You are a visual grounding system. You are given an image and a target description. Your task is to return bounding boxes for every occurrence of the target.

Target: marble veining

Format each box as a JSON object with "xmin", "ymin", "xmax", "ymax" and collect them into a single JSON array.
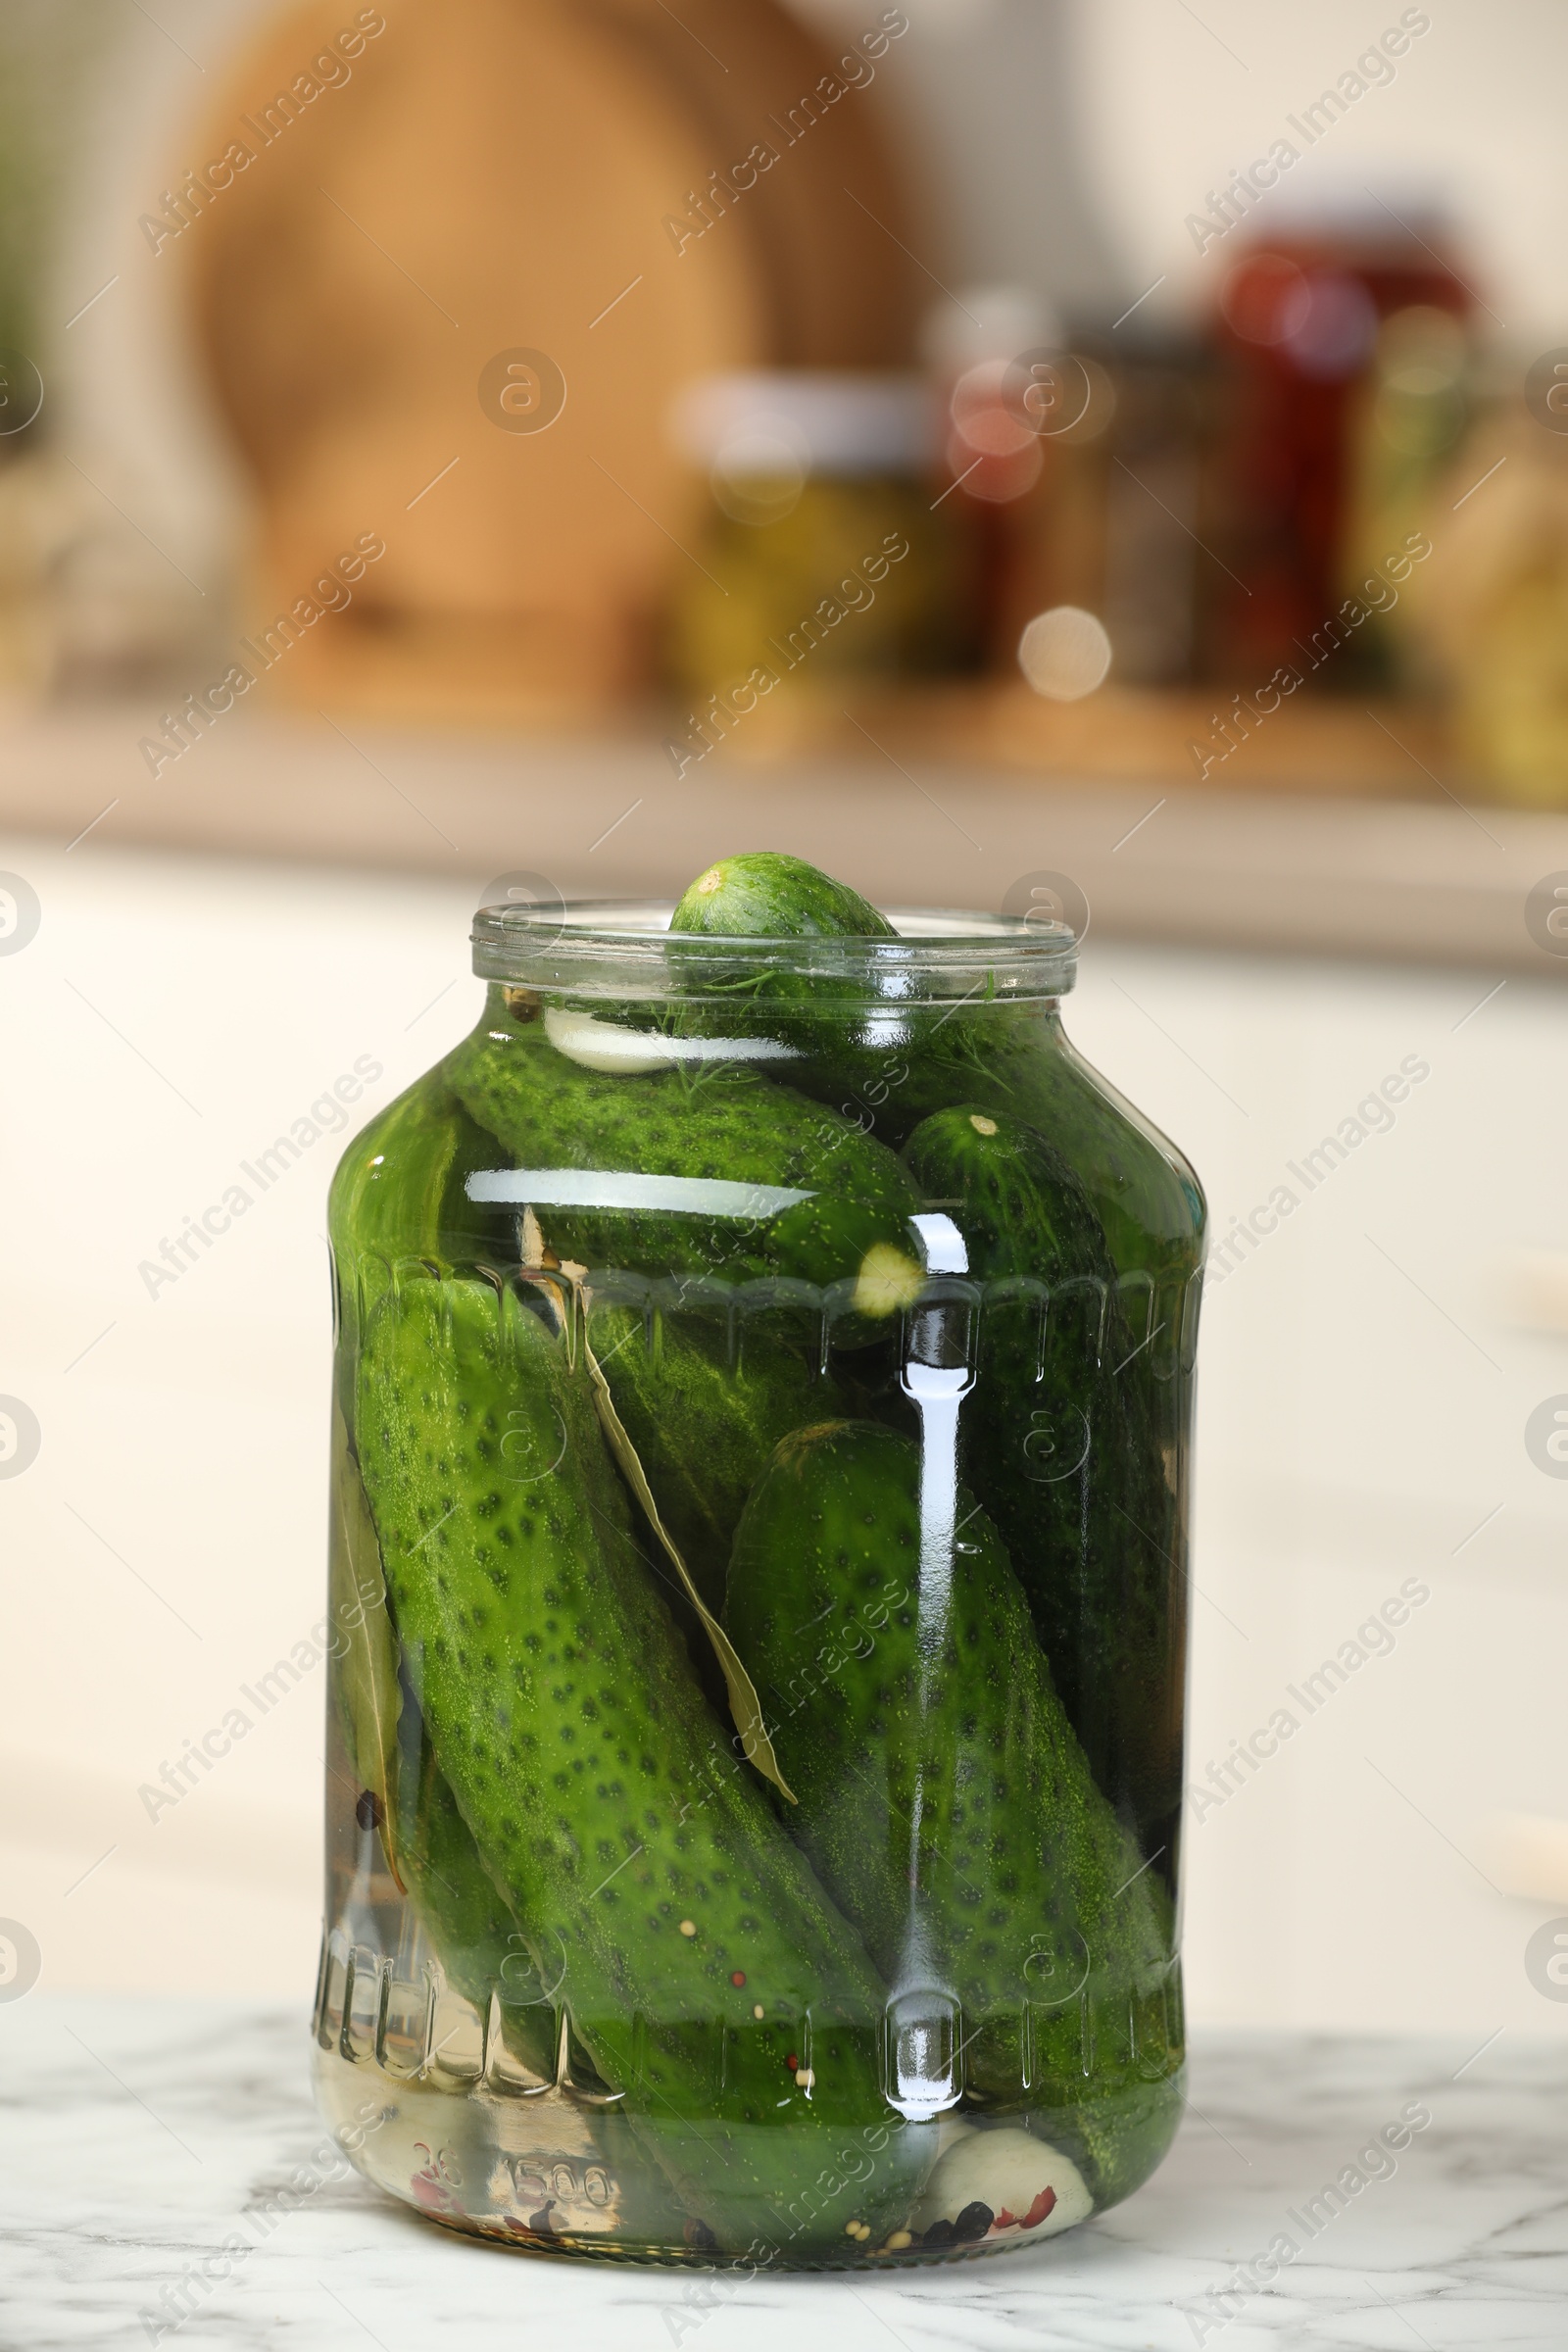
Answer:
[{"xmin": 2, "ymin": 2001, "xmax": 1565, "ymax": 2350}]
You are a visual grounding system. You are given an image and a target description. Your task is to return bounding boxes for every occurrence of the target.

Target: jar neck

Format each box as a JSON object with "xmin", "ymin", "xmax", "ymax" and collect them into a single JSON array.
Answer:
[
  {"xmin": 472, "ymin": 986, "xmax": 1067, "ymax": 1097},
  {"xmin": 470, "ymin": 903, "xmax": 1077, "ymax": 1007}
]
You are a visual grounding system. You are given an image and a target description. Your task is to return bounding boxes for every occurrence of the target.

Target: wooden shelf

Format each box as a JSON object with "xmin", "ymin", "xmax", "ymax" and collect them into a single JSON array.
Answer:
[
  {"xmin": 0, "ymin": 692, "xmax": 1564, "ymax": 979},
  {"xmin": 704, "ymin": 682, "xmax": 1456, "ymax": 798}
]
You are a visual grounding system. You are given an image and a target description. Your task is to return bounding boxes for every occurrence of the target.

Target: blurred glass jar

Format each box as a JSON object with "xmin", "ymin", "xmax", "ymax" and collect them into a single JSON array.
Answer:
[
  {"xmin": 1338, "ymin": 304, "xmax": 1471, "ymax": 691},
  {"xmin": 665, "ymin": 372, "xmax": 976, "ymax": 705},
  {"xmin": 1406, "ymin": 406, "xmax": 1568, "ymax": 805},
  {"xmin": 1206, "ymin": 210, "xmax": 1471, "ymax": 687}
]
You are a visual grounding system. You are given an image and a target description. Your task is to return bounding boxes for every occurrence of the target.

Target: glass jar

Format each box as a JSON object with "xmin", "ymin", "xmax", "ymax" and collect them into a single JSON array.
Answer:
[
  {"xmin": 314, "ymin": 900, "xmax": 1205, "ymax": 2267},
  {"xmin": 664, "ymin": 371, "xmax": 977, "ymax": 710}
]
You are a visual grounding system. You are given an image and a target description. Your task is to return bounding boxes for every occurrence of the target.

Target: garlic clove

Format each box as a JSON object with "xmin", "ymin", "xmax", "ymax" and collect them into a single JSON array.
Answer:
[{"xmin": 908, "ymin": 2126, "xmax": 1093, "ymax": 2242}]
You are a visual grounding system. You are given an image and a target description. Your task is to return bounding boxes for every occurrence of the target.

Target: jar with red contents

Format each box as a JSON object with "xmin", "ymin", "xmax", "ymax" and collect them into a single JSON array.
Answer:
[{"xmin": 1205, "ymin": 203, "xmax": 1471, "ymax": 685}]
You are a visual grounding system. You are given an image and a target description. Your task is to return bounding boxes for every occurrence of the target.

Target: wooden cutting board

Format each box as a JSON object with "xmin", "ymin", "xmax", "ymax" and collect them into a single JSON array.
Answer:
[
  {"xmin": 181, "ymin": 0, "xmax": 922, "ymax": 721},
  {"xmin": 584, "ymin": 0, "xmax": 924, "ymax": 368}
]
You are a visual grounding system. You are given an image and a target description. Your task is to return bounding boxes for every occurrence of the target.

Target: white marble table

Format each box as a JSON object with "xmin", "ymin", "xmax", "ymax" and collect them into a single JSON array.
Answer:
[{"xmin": 4, "ymin": 2001, "xmax": 1563, "ymax": 2350}]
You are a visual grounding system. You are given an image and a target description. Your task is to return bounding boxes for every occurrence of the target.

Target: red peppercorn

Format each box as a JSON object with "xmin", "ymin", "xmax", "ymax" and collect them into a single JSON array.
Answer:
[
  {"xmin": 731, "ymin": 1971, "xmax": 747, "ymax": 1987},
  {"xmin": 786, "ymin": 2053, "xmax": 799, "ymax": 2071}
]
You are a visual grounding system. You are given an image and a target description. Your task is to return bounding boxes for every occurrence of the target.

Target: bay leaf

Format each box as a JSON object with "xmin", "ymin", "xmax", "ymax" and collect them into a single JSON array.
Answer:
[
  {"xmin": 525, "ymin": 1242, "xmax": 797, "ymax": 1805},
  {"xmin": 583, "ymin": 1335, "xmax": 798, "ymax": 1806}
]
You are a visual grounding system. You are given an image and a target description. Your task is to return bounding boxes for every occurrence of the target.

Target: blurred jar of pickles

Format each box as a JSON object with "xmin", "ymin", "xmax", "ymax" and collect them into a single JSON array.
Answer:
[
  {"xmin": 665, "ymin": 372, "xmax": 976, "ymax": 712},
  {"xmin": 1339, "ymin": 302, "xmax": 1472, "ymax": 690},
  {"xmin": 1406, "ymin": 398, "xmax": 1568, "ymax": 805}
]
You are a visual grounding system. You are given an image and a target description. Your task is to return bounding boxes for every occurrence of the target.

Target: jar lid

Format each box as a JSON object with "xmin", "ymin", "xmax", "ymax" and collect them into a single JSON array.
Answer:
[
  {"xmin": 669, "ymin": 371, "xmax": 937, "ymax": 478},
  {"xmin": 471, "ymin": 900, "xmax": 1076, "ymax": 1004}
]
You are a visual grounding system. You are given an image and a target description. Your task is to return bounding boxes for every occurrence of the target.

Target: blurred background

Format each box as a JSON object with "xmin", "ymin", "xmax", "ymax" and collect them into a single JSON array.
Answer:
[{"xmin": 1, "ymin": 0, "xmax": 1566, "ymax": 2037}]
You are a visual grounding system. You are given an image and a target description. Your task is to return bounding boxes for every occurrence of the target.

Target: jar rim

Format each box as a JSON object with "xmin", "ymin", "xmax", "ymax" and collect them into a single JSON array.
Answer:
[{"xmin": 471, "ymin": 899, "xmax": 1075, "ymax": 1003}]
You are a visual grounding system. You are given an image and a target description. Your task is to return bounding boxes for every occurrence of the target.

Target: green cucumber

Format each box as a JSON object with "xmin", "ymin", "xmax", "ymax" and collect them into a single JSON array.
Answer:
[
  {"xmin": 328, "ymin": 1074, "xmax": 513, "ymax": 1273},
  {"xmin": 445, "ymin": 1009, "xmax": 925, "ymax": 1342},
  {"xmin": 356, "ymin": 1271, "xmax": 930, "ymax": 2251},
  {"xmin": 327, "ymin": 1079, "xmax": 567, "ymax": 2075},
  {"xmin": 329, "ymin": 1399, "xmax": 558, "ymax": 2080},
  {"xmin": 724, "ymin": 1420, "xmax": 1181, "ymax": 2194},
  {"xmin": 327, "ymin": 1074, "xmax": 515, "ymax": 1417},
  {"xmin": 587, "ymin": 1301, "xmax": 846, "ymax": 1618},
  {"xmin": 390, "ymin": 1682, "xmax": 560, "ymax": 2082},
  {"xmin": 905, "ymin": 1102, "xmax": 1115, "ymax": 1283},
  {"xmin": 328, "ymin": 1405, "xmax": 406, "ymax": 1861},
  {"xmin": 955, "ymin": 1019, "xmax": 1208, "ymax": 1286},
  {"xmin": 665, "ymin": 850, "xmax": 1034, "ymax": 1154},
  {"xmin": 901, "ymin": 1106, "xmax": 1183, "ymax": 1840},
  {"xmin": 667, "ymin": 850, "xmax": 901, "ymax": 1059},
  {"xmin": 671, "ymin": 853, "xmax": 894, "ymax": 939}
]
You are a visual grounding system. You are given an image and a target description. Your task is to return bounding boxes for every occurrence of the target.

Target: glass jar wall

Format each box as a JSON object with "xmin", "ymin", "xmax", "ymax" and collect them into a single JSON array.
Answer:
[{"xmin": 313, "ymin": 903, "xmax": 1205, "ymax": 2266}]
